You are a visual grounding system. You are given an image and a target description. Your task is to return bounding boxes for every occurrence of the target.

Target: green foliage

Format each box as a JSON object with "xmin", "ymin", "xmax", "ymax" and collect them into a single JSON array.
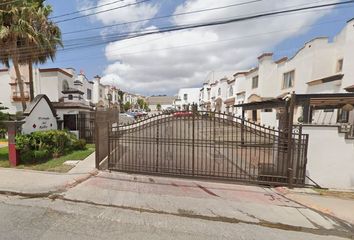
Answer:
[
  {"xmin": 137, "ymin": 98, "xmax": 149, "ymax": 110},
  {"xmin": 72, "ymin": 139, "xmax": 86, "ymax": 151},
  {"xmin": 156, "ymin": 103, "xmax": 162, "ymax": 111},
  {"xmin": 15, "ymin": 130, "xmax": 87, "ymax": 163},
  {"xmin": 123, "ymin": 102, "xmax": 131, "ymax": 112}
]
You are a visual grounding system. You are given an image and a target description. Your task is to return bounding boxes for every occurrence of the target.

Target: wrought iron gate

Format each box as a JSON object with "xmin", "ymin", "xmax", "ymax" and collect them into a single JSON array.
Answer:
[{"xmin": 108, "ymin": 111, "xmax": 308, "ymax": 186}]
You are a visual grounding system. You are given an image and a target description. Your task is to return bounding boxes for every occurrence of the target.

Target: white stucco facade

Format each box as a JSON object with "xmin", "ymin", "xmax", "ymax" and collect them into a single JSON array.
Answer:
[{"xmin": 174, "ymin": 88, "xmax": 200, "ymax": 110}]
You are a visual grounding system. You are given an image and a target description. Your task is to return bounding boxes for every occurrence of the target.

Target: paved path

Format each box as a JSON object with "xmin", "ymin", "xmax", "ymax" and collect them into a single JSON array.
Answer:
[
  {"xmin": 0, "ymin": 152, "xmax": 96, "ymax": 195},
  {"xmin": 62, "ymin": 171, "xmax": 354, "ymax": 238}
]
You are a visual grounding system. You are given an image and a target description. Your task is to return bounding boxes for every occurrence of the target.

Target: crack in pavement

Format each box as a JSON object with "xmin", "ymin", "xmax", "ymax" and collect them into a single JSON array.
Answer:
[
  {"xmin": 51, "ymin": 195, "xmax": 354, "ymax": 239},
  {"xmin": 270, "ymin": 188, "xmax": 354, "ymax": 232}
]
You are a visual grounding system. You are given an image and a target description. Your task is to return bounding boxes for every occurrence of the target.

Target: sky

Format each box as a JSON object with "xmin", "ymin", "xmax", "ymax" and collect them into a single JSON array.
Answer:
[{"xmin": 39, "ymin": 0, "xmax": 354, "ymax": 96}]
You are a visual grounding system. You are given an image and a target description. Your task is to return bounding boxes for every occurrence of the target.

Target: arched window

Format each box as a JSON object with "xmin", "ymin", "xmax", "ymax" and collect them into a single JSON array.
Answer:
[
  {"xmin": 62, "ymin": 80, "xmax": 69, "ymax": 91},
  {"xmin": 218, "ymin": 88, "xmax": 221, "ymax": 96}
]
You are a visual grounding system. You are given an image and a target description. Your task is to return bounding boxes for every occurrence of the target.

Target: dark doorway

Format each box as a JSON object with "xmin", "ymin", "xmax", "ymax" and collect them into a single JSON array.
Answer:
[{"xmin": 64, "ymin": 114, "xmax": 78, "ymax": 131}]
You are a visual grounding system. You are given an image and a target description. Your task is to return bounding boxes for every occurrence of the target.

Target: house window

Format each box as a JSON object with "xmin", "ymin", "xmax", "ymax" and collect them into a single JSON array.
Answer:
[
  {"xmin": 337, "ymin": 59, "xmax": 343, "ymax": 72},
  {"xmin": 218, "ymin": 88, "xmax": 221, "ymax": 96},
  {"xmin": 229, "ymin": 86, "xmax": 233, "ymax": 97},
  {"xmin": 207, "ymin": 91, "xmax": 210, "ymax": 100},
  {"xmin": 62, "ymin": 80, "xmax": 69, "ymax": 91},
  {"xmin": 87, "ymin": 89, "xmax": 92, "ymax": 100},
  {"xmin": 68, "ymin": 94, "xmax": 73, "ymax": 100},
  {"xmin": 99, "ymin": 89, "xmax": 103, "ymax": 98},
  {"xmin": 283, "ymin": 70, "xmax": 295, "ymax": 89},
  {"xmin": 183, "ymin": 94, "xmax": 188, "ymax": 101},
  {"xmin": 252, "ymin": 76, "xmax": 259, "ymax": 89}
]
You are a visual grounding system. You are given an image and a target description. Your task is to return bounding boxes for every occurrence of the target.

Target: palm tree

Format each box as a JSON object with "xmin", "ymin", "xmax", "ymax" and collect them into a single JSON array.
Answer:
[{"xmin": 0, "ymin": 0, "xmax": 62, "ymax": 111}]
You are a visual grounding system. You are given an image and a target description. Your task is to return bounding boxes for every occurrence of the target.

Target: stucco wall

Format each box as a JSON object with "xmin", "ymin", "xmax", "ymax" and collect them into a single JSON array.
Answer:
[{"xmin": 302, "ymin": 126, "xmax": 354, "ymax": 190}]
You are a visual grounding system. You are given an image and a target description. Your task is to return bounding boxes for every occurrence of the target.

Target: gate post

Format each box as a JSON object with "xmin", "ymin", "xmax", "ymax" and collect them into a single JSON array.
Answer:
[
  {"xmin": 287, "ymin": 92, "xmax": 296, "ymax": 188},
  {"xmin": 192, "ymin": 104, "xmax": 197, "ymax": 175},
  {"xmin": 95, "ymin": 108, "xmax": 119, "ymax": 169}
]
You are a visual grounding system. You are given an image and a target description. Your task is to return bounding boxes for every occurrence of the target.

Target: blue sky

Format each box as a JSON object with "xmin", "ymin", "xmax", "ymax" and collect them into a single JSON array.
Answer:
[{"xmin": 39, "ymin": 0, "xmax": 354, "ymax": 95}]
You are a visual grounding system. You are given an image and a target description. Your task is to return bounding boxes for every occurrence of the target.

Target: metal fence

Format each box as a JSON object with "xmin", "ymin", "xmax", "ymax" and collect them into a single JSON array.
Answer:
[
  {"xmin": 107, "ymin": 110, "xmax": 308, "ymax": 186},
  {"xmin": 78, "ymin": 112, "xmax": 95, "ymax": 144}
]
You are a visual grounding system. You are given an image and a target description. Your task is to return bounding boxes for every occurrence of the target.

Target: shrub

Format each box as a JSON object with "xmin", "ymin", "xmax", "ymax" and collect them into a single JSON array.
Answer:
[
  {"xmin": 72, "ymin": 139, "xmax": 86, "ymax": 151},
  {"xmin": 33, "ymin": 150, "xmax": 50, "ymax": 162},
  {"xmin": 15, "ymin": 130, "xmax": 86, "ymax": 164},
  {"xmin": 20, "ymin": 150, "xmax": 34, "ymax": 164}
]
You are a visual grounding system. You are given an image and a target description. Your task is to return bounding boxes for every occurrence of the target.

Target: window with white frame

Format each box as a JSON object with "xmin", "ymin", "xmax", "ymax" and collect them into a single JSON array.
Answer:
[
  {"xmin": 218, "ymin": 88, "xmax": 221, "ymax": 96},
  {"xmin": 207, "ymin": 91, "xmax": 210, "ymax": 100},
  {"xmin": 283, "ymin": 70, "xmax": 295, "ymax": 89},
  {"xmin": 252, "ymin": 76, "xmax": 259, "ymax": 89},
  {"xmin": 183, "ymin": 93, "xmax": 188, "ymax": 101},
  {"xmin": 229, "ymin": 86, "xmax": 233, "ymax": 97}
]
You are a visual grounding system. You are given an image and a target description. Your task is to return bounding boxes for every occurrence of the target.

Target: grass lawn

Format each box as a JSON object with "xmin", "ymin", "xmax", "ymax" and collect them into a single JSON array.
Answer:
[{"xmin": 0, "ymin": 144, "xmax": 95, "ymax": 172}]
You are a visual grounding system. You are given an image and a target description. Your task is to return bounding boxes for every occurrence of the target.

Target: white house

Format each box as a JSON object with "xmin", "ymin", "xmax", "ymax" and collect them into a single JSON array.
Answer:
[
  {"xmin": 174, "ymin": 88, "xmax": 200, "ymax": 110},
  {"xmin": 195, "ymin": 18, "xmax": 354, "ymax": 189}
]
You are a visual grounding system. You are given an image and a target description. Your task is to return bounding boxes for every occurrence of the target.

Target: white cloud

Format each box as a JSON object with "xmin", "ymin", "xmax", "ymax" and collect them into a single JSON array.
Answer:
[
  {"xmin": 77, "ymin": 0, "xmax": 160, "ymax": 31},
  {"xmin": 99, "ymin": 0, "xmax": 338, "ymax": 95}
]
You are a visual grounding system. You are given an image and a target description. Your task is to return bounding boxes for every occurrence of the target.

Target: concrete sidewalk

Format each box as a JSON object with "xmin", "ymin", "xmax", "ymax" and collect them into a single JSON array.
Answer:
[
  {"xmin": 275, "ymin": 187, "xmax": 354, "ymax": 225},
  {"xmin": 0, "ymin": 152, "xmax": 97, "ymax": 195},
  {"xmin": 62, "ymin": 171, "xmax": 354, "ymax": 237}
]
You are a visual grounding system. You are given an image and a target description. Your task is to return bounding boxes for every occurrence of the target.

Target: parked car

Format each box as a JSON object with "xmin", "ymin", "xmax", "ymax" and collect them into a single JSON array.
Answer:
[
  {"xmin": 173, "ymin": 111, "xmax": 193, "ymax": 117},
  {"xmin": 163, "ymin": 107, "xmax": 177, "ymax": 115},
  {"xmin": 128, "ymin": 109, "xmax": 148, "ymax": 119}
]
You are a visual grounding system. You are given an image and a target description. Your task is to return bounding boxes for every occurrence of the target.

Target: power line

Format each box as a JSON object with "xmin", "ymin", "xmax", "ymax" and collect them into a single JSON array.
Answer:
[
  {"xmin": 55, "ymin": 0, "xmax": 152, "ymax": 24},
  {"xmin": 60, "ymin": 0, "xmax": 341, "ymax": 46},
  {"xmin": 59, "ymin": 1, "xmax": 354, "ymax": 51},
  {"xmin": 52, "ymin": 16, "xmax": 349, "ymax": 64},
  {"xmin": 62, "ymin": 0, "xmax": 262, "ymax": 35},
  {"xmin": 50, "ymin": 0, "xmax": 125, "ymax": 19},
  {"xmin": 5, "ymin": 0, "xmax": 354, "ymax": 57}
]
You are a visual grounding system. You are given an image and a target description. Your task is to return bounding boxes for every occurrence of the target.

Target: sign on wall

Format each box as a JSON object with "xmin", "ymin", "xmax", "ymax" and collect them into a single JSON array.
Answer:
[{"xmin": 22, "ymin": 94, "xmax": 58, "ymax": 134}]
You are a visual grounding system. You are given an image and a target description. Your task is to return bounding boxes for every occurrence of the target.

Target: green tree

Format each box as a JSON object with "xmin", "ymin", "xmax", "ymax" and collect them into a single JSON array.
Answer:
[
  {"xmin": 137, "ymin": 98, "xmax": 145, "ymax": 109},
  {"xmin": 156, "ymin": 103, "xmax": 161, "ymax": 111},
  {"xmin": 123, "ymin": 102, "xmax": 131, "ymax": 112},
  {"xmin": 0, "ymin": 0, "xmax": 62, "ymax": 110}
]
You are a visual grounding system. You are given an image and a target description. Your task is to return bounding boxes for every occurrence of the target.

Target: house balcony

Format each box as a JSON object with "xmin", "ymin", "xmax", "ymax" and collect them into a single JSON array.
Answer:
[{"xmin": 12, "ymin": 91, "xmax": 30, "ymax": 102}]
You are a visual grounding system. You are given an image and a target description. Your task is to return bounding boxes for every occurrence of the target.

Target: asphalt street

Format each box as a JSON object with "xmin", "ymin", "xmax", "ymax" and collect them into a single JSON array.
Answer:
[{"xmin": 0, "ymin": 195, "xmax": 351, "ymax": 240}]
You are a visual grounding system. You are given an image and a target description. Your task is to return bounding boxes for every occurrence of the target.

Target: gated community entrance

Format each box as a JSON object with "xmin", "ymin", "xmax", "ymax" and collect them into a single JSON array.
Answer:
[{"xmin": 95, "ymin": 97, "xmax": 309, "ymax": 187}]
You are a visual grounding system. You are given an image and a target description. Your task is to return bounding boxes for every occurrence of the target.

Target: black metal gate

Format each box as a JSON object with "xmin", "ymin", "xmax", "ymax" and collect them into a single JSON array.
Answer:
[
  {"xmin": 108, "ymin": 111, "xmax": 308, "ymax": 186},
  {"xmin": 78, "ymin": 112, "xmax": 95, "ymax": 144}
]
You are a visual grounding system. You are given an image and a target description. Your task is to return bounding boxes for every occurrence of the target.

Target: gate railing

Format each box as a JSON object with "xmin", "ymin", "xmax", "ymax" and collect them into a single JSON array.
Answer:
[{"xmin": 108, "ymin": 110, "xmax": 308, "ymax": 186}]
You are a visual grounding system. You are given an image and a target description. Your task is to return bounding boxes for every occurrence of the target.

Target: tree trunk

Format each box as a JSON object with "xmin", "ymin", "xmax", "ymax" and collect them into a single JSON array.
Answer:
[
  {"xmin": 28, "ymin": 59, "xmax": 34, "ymax": 101},
  {"xmin": 12, "ymin": 57, "xmax": 27, "ymax": 112}
]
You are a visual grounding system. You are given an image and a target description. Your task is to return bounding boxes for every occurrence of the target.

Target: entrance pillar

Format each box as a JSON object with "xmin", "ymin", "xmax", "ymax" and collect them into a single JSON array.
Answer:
[{"xmin": 3, "ymin": 121, "xmax": 24, "ymax": 167}]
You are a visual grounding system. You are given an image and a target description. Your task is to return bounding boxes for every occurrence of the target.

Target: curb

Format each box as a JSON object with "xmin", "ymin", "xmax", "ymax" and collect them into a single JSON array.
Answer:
[{"xmin": 0, "ymin": 169, "xmax": 98, "ymax": 198}]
